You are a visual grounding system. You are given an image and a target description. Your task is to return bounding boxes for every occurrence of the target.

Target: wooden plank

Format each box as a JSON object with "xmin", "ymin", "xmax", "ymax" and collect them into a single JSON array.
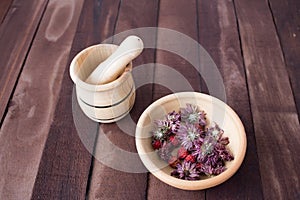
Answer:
[
  {"xmin": 0, "ymin": 0, "xmax": 13, "ymax": 23},
  {"xmin": 87, "ymin": 0, "xmax": 159, "ymax": 199},
  {"xmin": 153, "ymin": 0, "xmax": 201, "ymax": 101},
  {"xmin": 268, "ymin": 0, "xmax": 300, "ymax": 119},
  {"xmin": 29, "ymin": 0, "xmax": 120, "ymax": 199},
  {"xmin": 147, "ymin": 0, "xmax": 204, "ymax": 199},
  {"xmin": 197, "ymin": 0, "xmax": 264, "ymax": 198},
  {"xmin": 0, "ymin": 0, "xmax": 48, "ymax": 123},
  {"xmin": 0, "ymin": 0, "xmax": 84, "ymax": 199},
  {"xmin": 234, "ymin": 0, "xmax": 300, "ymax": 199}
]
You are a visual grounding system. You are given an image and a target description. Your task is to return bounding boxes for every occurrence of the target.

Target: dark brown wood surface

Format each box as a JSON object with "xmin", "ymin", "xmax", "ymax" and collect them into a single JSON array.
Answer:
[
  {"xmin": 198, "ymin": 0, "xmax": 263, "ymax": 198},
  {"xmin": 268, "ymin": 0, "xmax": 300, "ymax": 119},
  {"xmin": 0, "ymin": 0, "xmax": 13, "ymax": 24},
  {"xmin": 0, "ymin": 0, "xmax": 299, "ymax": 199},
  {"xmin": 0, "ymin": 0, "xmax": 48, "ymax": 123},
  {"xmin": 148, "ymin": 0, "xmax": 204, "ymax": 199},
  {"xmin": 88, "ymin": 1, "xmax": 159, "ymax": 199},
  {"xmin": 234, "ymin": 0, "xmax": 300, "ymax": 199},
  {"xmin": 0, "ymin": 0, "xmax": 83, "ymax": 199},
  {"xmin": 29, "ymin": 0, "xmax": 100, "ymax": 199},
  {"xmin": 80, "ymin": 0, "xmax": 122, "ymax": 197}
]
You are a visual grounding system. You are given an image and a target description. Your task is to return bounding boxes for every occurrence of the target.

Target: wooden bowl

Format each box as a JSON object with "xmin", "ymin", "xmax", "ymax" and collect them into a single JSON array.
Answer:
[
  {"xmin": 69, "ymin": 44, "xmax": 135, "ymax": 123},
  {"xmin": 135, "ymin": 92, "xmax": 247, "ymax": 190}
]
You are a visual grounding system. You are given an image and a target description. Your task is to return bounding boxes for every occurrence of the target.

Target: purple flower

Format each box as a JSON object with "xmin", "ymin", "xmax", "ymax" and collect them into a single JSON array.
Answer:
[
  {"xmin": 151, "ymin": 104, "xmax": 235, "ymax": 180},
  {"xmin": 158, "ymin": 141, "xmax": 173, "ymax": 161},
  {"xmin": 207, "ymin": 122, "xmax": 223, "ymax": 140},
  {"xmin": 171, "ymin": 161, "xmax": 199, "ymax": 180},
  {"xmin": 177, "ymin": 123, "xmax": 201, "ymax": 150},
  {"xmin": 198, "ymin": 110, "xmax": 207, "ymax": 126},
  {"xmin": 202, "ymin": 136, "xmax": 217, "ymax": 156},
  {"xmin": 152, "ymin": 129, "xmax": 165, "ymax": 140},
  {"xmin": 167, "ymin": 110, "xmax": 181, "ymax": 122},
  {"xmin": 152, "ymin": 119, "xmax": 171, "ymax": 141},
  {"xmin": 155, "ymin": 119, "xmax": 170, "ymax": 134},
  {"xmin": 167, "ymin": 111, "xmax": 181, "ymax": 133},
  {"xmin": 198, "ymin": 164, "xmax": 226, "ymax": 176},
  {"xmin": 192, "ymin": 137, "xmax": 234, "ymax": 175},
  {"xmin": 180, "ymin": 104, "xmax": 206, "ymax": 126},
  {"xmin": 192, "ymin": 135, "xmax": 216, "ymax": 162},
  {"xmin": 190, "ymin": 122, "xmax": 234, "ymax": 176},
  {"xmin": 214, "ymin": 143, "xmax": 234, "ymax": 162}
]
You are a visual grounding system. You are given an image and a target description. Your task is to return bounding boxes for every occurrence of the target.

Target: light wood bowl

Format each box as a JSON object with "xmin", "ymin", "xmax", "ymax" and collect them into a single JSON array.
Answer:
[
  {"xmin": 70, "ymin": 44, "xmax": 135, "ymax": 123},
  {"xmin": 135, "ymin": 92, "xmax": 247, "ymax": 190}
]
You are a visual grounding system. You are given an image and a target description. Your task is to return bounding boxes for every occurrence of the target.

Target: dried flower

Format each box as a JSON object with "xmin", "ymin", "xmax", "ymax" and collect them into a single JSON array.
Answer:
[
  {"xmin": 189, "ymin": 121, "xmax": 234, "ymax": 176},
  {"xmin": 167, "ymin": 110, "xmax": 181, "ymax": 122},
  {"xmin": 201, "ymin": 136, "xmax": 218, "ymax": 158},
  {"xmin": 180, "ymin": 104, "xmax": 206, "ymax": 126},
  {"xmin": 177, "ymin": 123, "xmax": 201, "ymax": 150},
  {"xmin": 151, "ymin": 104, "xmax": 234, "ymax": 180},
  {"xmin": 207, "ymin": 122, "xmax": 223, "ymax": 140},
  {"xmin": 152, "ymin": 129, "xmax": 165, "ymax": 141},
  {"xmin": 158, "ymin": 141, "xmax": 173, "ymax": 162},
  {"xmin": 167, "ymin": 111, "xmax": 181, "ymax": 133},
  {"xmin": 171, "ymin": 161, "xmax": 199, "ymax": 180},
  {"xmin": 198, "ymin": 164, "xmax": 226, "ymax": 176},
  {"xmin": 155, "ymin": 119, "xmax": 170, "ymax": 135}
]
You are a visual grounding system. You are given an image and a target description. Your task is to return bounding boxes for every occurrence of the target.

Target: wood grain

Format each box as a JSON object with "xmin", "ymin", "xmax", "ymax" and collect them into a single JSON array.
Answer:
[
  {"xmin": 153, "ymin": 0, "xmax": 201, "ymax": 101},
  {"xmin": 87, "ymin": 0, "xmax": 159, "ymax": 199},
  {"xmin": 268, "ymin": 0, "xmax": 300, "ymax": 120},
  {"xmin": 0, "ymin": 0, "xmax": 298, "ymax": 199},
  {"xmin": 197, "ymin": 0, "xmax": 264, "ymax": 199},
  {"xmin": 147, "ymin": 0, "xmax": 204, "ymax": 199},
  {"xmin": 0, "ymin": 0, "xmax": 48, "ymax": 123},
  {"xmin": 76, "ymin": 1, "xmax": 122, "ymax": 199},
  {"xmin": 234, "ymin": 0, "xmax": 300, "ymax": 199},
  {"xmin": 0, "ymin": 0, "xmax": 13, "ymax": 24},
  {"xmin": 29, "ymin": 0, "xmax": 119, "ymax": 199},
  {"xmin": 0, "ymin": 0, "xmax": 84, "ymax": 199}
]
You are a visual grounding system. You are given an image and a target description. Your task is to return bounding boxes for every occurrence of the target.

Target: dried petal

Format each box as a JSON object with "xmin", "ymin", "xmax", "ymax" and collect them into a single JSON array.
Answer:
[
  {"xmin": 172, "ymin": 161, "xmax": 200, "ymax": 180},
  {"xmin": 177, "ymin": 123, "xmax": 202, "ymax": 150}
]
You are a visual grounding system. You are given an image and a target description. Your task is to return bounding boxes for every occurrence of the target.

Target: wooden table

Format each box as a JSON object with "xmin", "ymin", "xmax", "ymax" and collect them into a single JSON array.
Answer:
[{"xmin": 0, "ymin": 0, "xmax": 299, "ymax": 199}]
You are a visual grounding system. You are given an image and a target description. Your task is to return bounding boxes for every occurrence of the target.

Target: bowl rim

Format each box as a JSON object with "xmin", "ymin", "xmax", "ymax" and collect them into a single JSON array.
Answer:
[{"xmin": 135, "ymin": 92, "xmax": 247, "ymax": 190}]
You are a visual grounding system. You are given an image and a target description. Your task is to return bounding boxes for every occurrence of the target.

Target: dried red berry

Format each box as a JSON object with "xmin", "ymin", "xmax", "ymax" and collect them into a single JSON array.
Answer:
[
  {"xmin": 152, "ymin": 140, "xmax": 162, "ymax": 150},
  {"xmin": 168, "ymin": 156, "xmax": 179, "ymax": 168},
  {"xmin": 169, "ymin": 135, "xmax": 179, "ymax": 146},
  {"xmin": 177, "ymin": 147, "xmax": 188, "ymax": 159},
  {"xmin": 195, "ymin": 162, "xmax": 202, "ymax": 169},
  {"xmin": 185, "ymin": 154, "xmax": 196, "ymax": 163}
]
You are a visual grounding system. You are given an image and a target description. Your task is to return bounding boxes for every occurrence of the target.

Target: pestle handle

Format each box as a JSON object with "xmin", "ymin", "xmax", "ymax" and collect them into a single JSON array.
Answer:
[{"xmin": 85, "ymin": 35, "xmax": 144, "ymax": 85}]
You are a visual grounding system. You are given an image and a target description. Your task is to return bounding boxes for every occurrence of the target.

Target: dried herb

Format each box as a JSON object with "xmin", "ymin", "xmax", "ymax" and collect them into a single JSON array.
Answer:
[{"xmin": 151, "ymin": 104, "xmax": 234, "ymax": 180}]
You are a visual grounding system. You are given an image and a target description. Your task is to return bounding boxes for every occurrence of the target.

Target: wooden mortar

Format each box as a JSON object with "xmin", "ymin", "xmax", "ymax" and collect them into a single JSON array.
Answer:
[{"xmin": 69, "ymin": 44, "xmax": 135, "ymax": 123}]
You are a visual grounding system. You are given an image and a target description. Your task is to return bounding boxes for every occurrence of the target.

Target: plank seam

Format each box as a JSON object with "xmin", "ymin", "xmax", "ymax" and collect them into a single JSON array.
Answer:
[
  {"xmin": 0, "ymin": 0, "xmax": 50, "ymax": 127},
  {"xmin": 146, "ymin": 1, "xmax": 160, "ymax": 199},
  {"xmin": 85, "ymin": 124, "xmax": 100, "ymax": 199},
  {"xmin": 195, "ymin": 0, "xmax": 207, "ymax": 199},
  {"xmin": 112, "ymin": 0, "xmax": 122, "ymax": 42},
  {"xmin": 87, "ymin": 2, "xmax": 104, "ymax": 193},
  {"xmin": 267, "ymin": 0, "xmax": 300, "ymax": 123},
  {"xmin": 231, "ymin": 0, "xmax": 265, "ymax": 197},
  {"xmin": 195, "ymin": 0, "xmax": 201, "ymax": 90},
  {"xmin": 85, "ymin": 0, "xmax": 122, "ymax": 197},
  {"xmin": 0, "ymin": 0, "xmax": 14, "ymax": 24},
  {"xmin": 150, "ymin": 0, "xmax": 160, "ymax": 103}
]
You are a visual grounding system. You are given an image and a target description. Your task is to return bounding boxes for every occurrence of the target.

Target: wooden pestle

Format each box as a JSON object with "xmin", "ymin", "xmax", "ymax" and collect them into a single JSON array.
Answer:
[{"xmin": 85, "ymin": 35, "xmax": 144, "ymax": 85}]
